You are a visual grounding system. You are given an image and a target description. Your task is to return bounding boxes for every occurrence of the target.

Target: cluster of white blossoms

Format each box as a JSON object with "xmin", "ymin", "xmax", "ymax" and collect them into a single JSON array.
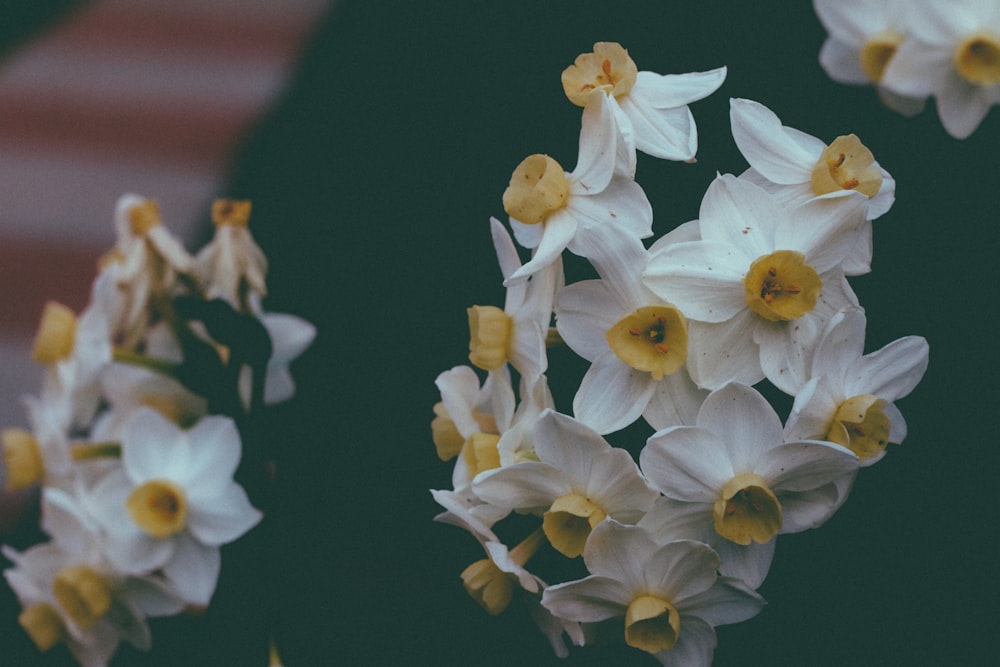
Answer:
[
  {"xmin": 1, "ymin": 196, "xmax": 315, "ymax": 666},
  {"xmin": 431, "ymin": 42, "xmax": 928, "ymax": 665},
  {"xmin": 814, "ymin": 0, "xmax": 1000, "ymax": 138}
]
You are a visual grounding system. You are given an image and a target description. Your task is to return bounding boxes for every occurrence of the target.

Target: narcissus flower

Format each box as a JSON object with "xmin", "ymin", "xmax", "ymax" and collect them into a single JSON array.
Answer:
[
  {"xmin": 813, "ymin": 0, "xmax": 926, "ymax": 116},
  {"xmin": 194, "ymin": 199, "xmax": 268, "ymax": 313},
  {"xmin": 472, "ymin": 410, "xmax": 658, "ymax": 558},
  {"xmin": 87, "ymin": 409, "xmax": 261, "ymax": 606},
  {"xmin": 783, "ymin": 307, "xmax": 929, "ymax": 466},
  {"xmin": 730, "ymin": 97, "xmax": 894, "ymax": 276},
  {"xmin": 640, "ymin": 383, "xmax": 860, "ymax": 567},
  {"xmin": 880, "ymin": 0, "xmax": 1000, "ymax": 138},
  {"xmin": 554, "ymin": 226, "xmax": 705, "ymax": 434},
  {"xmin": 503, "ymin": 92, "xmax": 652, "ymax": 284},
  {"xmin": 542, "ymin": 521, "xmax": 764, "ymax": 666},
  {"xmin": 562, "ymin": 41, "xmax": 727, "ymax": 166},
  {"xmin": 643, "ymin": 174, "xmax": 866, "ymax": 391}
]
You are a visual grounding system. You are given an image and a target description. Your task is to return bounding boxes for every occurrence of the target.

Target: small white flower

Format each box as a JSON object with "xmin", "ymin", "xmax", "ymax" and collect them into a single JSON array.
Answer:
[
  {"xmin": 542, "ymin": 521, "xmax": 764, "ymax": 666},
  {"xmin": 643, "ymin": 174, "xmax": 866, "ymax": 391},
  {"xmin": 88, "ymin": 409, "xmax": 261, "ymax": 606},
  {"xmin": 813, "ymin": 0, "xmax": 927, "ymax": 116},
  {"xmin": 194, "ymin": 199, "xmax": 268, "ymax": 313},
  {"xmin": 881, "ymin": 0, "xmax": 1000, "ymax": 138},
  {"xmin": 784, "ymin": 307, "xmax": 929, "ymax": 466},
  {"xmin": 503, "ymin": 91, "xmax": 652, "ymax": 284},
  {"xmin": 640, "ymin": 383, "xmax": 860, "ymax": 577},
  {"xmin": 472, "ymin": 409, "xmax": 658, "ymax": 558},
  {"xmin": 561, "ymin": 42, "xmax": 726, "ymax": 166}
]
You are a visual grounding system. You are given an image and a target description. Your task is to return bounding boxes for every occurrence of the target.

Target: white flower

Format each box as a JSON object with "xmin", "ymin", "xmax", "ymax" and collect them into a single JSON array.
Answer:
[
  {"xmin": 542, "ymin": 521, "xmax": 764, "ymax": 666},
  {"xmin": 881, "ymin": 0, "xmax": 1000, "ymax": 138},
  {"xmin": 561, "ymin": 41, "xmax": 727, "ymax": 166},
  {"xmin": 237, "ymin": 310, "xmax": 317, "ymax": 410},
  {"xmin": 466, "ymin": 218, "xmax": 562, "ymax": 382},
  {"xmin": 194, "ymin": 199, "xmax": 268, "ymax": 312},
  {"xmin": 640, "ymin": 383, "xmax": 860, "ymax": 576},
  {"xmin": 813, "ymin": 0, "xmax": 926, "ymax": 116},
  {"xmin": 554, "ymin": 225, "xmax": 706, "ymax": 434},
  {"xmin": 643, "ymin": 174, "xmax": 865, "ymax": 391},
  {"xmin": 503, "ymin": 91, "xmax": 652, "ymax": 284},
  {"xmin": 730, "ymin": 97, "xmax": 895, "ymax": 275},
  {"xmin": 784, "ymin": 307, "xmax": 929, "ymax": 466},
  {"xmin": 3, "ymin": 488, "xmax": 183, "ymax": 666},
  {"xmin": 472, "ymin": 409, "xmax": 658, "ymax": 558},
  {"xmin": 88, "ymin": 409, "xmax": 261, "ymax": 606},
  {"xmin": 432, "ymin": 365, "xmax": 515, "ymax": 494}
]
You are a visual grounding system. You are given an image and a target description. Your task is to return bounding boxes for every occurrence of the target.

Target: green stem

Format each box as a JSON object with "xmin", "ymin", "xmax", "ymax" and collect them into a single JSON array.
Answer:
[{"xmin": 113, "ymin": 347, "xmax": 180, "ymax": 376}]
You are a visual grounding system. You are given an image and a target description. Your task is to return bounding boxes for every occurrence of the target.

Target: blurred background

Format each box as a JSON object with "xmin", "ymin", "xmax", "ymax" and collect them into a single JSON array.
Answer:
[{"xmin": 0, "ymin": 1, "xmax": 997, "ymax": 665}]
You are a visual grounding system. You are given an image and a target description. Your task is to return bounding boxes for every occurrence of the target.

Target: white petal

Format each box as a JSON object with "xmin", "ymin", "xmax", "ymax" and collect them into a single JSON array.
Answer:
[
  {"xmin": 568, "ymin": 176, "xmax": 653, "ymax": 241},
  {"xmin": 881, "ymin": 41, "xmax": 953, "ymax": 97},
  {"xmin": 621, "ymin": 94, "xmax": 697, "ymax": 161},
  {"xmin": 656, "ymin": 615, "xmax": 717, "ymax": 667},
  {"xmin": 504, "ymin": 210, "xmax": 576, "ymax": 284},
  {"xmin": 849, "ymin": 336, "xmax": 929, "ymax": 400},
  {"xmin": 573, "ymin": 352, "xmax": 656, "ymax": 435},
  {"xmin": 713, "ymin": 538, "xmax": 776, "ymax": 590},
  {"xmin": 542, "ymin": 576, "xmax": 630, "ymax": 622},
  {"xmin": 632, "ymin": 67, "xmax": 727, "ymax": 108},
  {"xmin": 643, "ymin": 240, "xmax": 749, "ymax": 323},
  {"xmin": 730, "ymin": 99, "xmax": 818, "ymax": 184},
  {"xmin": 472, "ymin": 461, "xmax": 568, "ymax": 512},
  {"xmin": 641, "ymin": 426, "xmax": 733, "ymax": 501},
  {"xmin": 697, "ymin": 382, "xmax": 783, "ymax": 472},
  {"xmin": 819, "ymin": 38, "xmax": 870, "ymax": 85},
  {"xmin": 534, "ymin": 410, "xmax": 610, "ymax": 483},
  {"xmin": 780, "ymin": 194, "xmax": 867, "ymax": 274},
  {"xmin": 161, "ymin": 534, "xmax": 221, "ymax": 606},
  {"xmin": 570, "ymin": 91, "xmax": 617, "ymax": 193},
  {"xmin": 814, "ymin": 0, "xmax": 887, "ymax": 44},
  {"xmin": 582, "ymin": 520, "xmax": 657, "ymax": 583},
  {"xmin": 122, "ymin": 408, "xmax": 183, "ymax": 483},
  {"xmin": 778, "ymin": 481, "xmax": 846, "ymax": 532},
  {"xmin": 645, "ymin": 539, "xmax": 721, "ymax": 604},
  {"xmin": 936, "ymin": 74, "xmax": 995, "ymax": 140},
  {"xmin": 586, "ymin": 448, "xmax": 658, "ymax": 520},
  {"xmin": 686, "ymin": 314, "xmax": 765, "ymax": 390},
  {"xmin": 759, "ymin": 441, "xmax": 859, "ymax": 493},
  {"xmin": 554, "ymin": 280, "xmax": 619, "ymax": 360},
  {"xmin": 176, "ymin": 415, "xmax": 242, "ymax": 493},
  {"xmin": 698, "ymin": 174, "xmax": 784, "ymax": 253},
  {"xmin": 186, "ymin": 484, "xmax": 262, "ymax": 546},
  {"xmin": 678, "ymin": 576, "xmax": 766, "ymax": 625},
  {"xmin": 783, "ymin": 376, "xmax": 841, "ymax": 442},
  {"xmin": 642, "ymin": 369, "xmax": 708, "ymax": 431}
]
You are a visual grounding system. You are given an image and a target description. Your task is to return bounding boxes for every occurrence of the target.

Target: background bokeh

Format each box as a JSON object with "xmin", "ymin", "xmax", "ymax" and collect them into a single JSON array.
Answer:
[{"xmin": 2, "ymin": 1, "xmax": 997, "ymax": 665}]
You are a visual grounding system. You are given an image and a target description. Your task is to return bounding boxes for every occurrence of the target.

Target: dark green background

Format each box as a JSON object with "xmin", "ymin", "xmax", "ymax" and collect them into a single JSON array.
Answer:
[{"xmin": 2, "ymin": 1, "xmax": 996, "ymax": 665}]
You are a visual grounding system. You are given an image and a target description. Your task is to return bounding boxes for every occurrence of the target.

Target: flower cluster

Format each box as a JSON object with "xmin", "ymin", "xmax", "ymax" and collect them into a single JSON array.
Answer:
[
  {"xmin": 1, "ymin": 195, "xmax": 315, "ymax": 666},
  {"xmin": 430, "ymin": 42, "xmax": 928, "ymax": 665},
  {"xmin": 814, "ymin": 0, "xmax": 1000, "ymax": 138}
]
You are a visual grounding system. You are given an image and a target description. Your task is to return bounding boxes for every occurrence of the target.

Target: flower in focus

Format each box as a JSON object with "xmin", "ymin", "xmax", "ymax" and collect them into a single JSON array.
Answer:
[
  {"xmin": 880, "ymin": 0, "xmax": 1000, "ymax": 138},
  {"xmin": 562, "ymin": 41, "xmax": 727, "ymax": 167},
  {"xmin": 472, "ymin": 409, "xmax": 658, "ymax": 558},
  {"xmin": 554, "ymin": 225, "xmax": 706, "ymax": 434},
  {"xmin": 813, "ymin": 0, "xmax": 926, "ymax": 116},
  {"xmin": 640, "ymin": 383, "xmax": 860, "ymax": 580},
  {"xmin": 466, "ymin": 218, "xmax": 561, "ymax": 382},
  {"xmin": 643, "ymin": 174, "xmax": 866, "ymax": 391},
  {"xmin": 542, "ymin": 521, "xmax": 764, "ymax": 666},
  {"xmin": 87, "ymin": 409, "xmax": 262, "ymax": 606},
  {"xmin": 730, "ymin": 97, "xmax": 894, "ymax": 276},
  {"xmin": 503, "ymin": 92, "xmax": 652, "ymax": 284},
  {"xmin": 783, "ymin": 307, "xmax": 929, "ymax": 466}
]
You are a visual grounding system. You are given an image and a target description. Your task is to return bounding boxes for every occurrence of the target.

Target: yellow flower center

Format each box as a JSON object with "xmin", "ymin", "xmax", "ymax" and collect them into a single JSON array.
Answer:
[
  {"xmin": 811, "ymin": 134, "xmax": 883, "ymax": 198},
  {"xmin": 713, "ymin": 473, "xmax": 782, "ymax": 545},
  {"xmin": 542, "ymin": 493, "xmax": 607, "ymax": 558},
  {"xmin": 826, "ymin": 394, "xmax": 890, "ymax": 462},
  {"xmin": 467, "ymin": 305, "xmax": 513, "ymax": 371},
  {"xmin": 52, "ymin": 566, "xmax": 112, "ymax": 631},
  {"xmin": 18, "ymin": 603, "xmax": 65, "ymax": 652},
  {"xmin": 128, "ymin": 200, "xmax": 162, "ymax": 235},
  {"xmin": 502, "ymin": 154, "xmax": 570, "ymax": 224},
  {"xmin": 562, "ymin": 42, "xmax": 638, "ymax": 107},
  {"xmin": 606, "ymin": 305, "xmax": 688, "ymax": 380},
  {"xmin": 460, "ymin": 559, "xmax": 515, "ymax": 615},
  {"xmin": 31, "ymin": 301, "xmax": 77, "ymax": 364},
  {"xmin": 954, "ymin": 30, "xmax": 1000, "ymax": 86},
  {"xmin": 743, "ymin": 251, "xmax": 822, "ymax": 322},
  {"xmin": 126, "ymin": 478, "xmax": 188, "ymax": 538},
  {"xmin": 625, "ymin": 594, "xmax": 681, "ymax": 654},
  {"xmin": 859, "ymin": 31, "xmax": 904, "ymax": 83},
  {"xmin": 1, "ymin": 428, "xmax": 44, "ymax": 491},
  {"xmin": 463, "ymin": 432, "xmax": 502, "ymax": 478},
  {"xmin": 211, "ymin": 199, "xmax": 252, "ymax": 228},
  {"xmin": 431, "ymin": 402, "xmax": 464, "ymax": 461}
]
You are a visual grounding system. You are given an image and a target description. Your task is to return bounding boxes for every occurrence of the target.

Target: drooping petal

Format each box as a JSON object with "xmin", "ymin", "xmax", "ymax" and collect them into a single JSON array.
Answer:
[
  {"xmin": 542, "ymin": 576, "xmax": 631, "ymax": 622},
  {"xmin": 677, "ymin": 575, "xmax": 766, "ymax": 626},
  {"xmin": 778, "ymin": 482, "xmax": 847, "ymax": 533}
]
